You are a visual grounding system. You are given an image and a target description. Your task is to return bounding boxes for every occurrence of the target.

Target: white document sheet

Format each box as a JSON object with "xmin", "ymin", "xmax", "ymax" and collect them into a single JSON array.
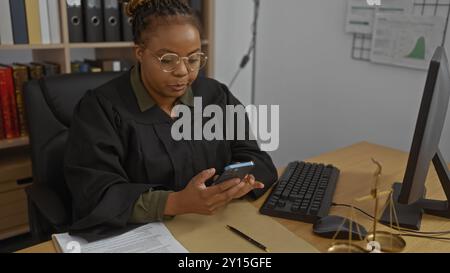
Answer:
[
  {"xmin": 346, "ymin": 0, "xmax": 413, "ymax": 34},
  {"xmin": 52, "ymin": 222, "xmax": 188, "ymax": 253},
  {"xmin": 370, "ymin": 14, "xmax": 446, "ymax": 69}
]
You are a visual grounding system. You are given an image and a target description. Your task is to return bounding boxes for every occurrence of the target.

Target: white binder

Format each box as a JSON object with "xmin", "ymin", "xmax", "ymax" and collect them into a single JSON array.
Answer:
[
  {"xmin": 38, "ymin": 0, "xmax": 51, "ymax": 44},
  {"xmin": 47, "ymin": 0, "xmax": 61, "ymax": 44},
  {"xmin": 0, "ymin": 0, "xmax": 14, "ymax": 45}
]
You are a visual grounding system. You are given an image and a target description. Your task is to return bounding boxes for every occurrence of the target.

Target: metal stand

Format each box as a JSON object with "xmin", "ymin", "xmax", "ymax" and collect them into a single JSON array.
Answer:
[
  {"xmin": 380, "ymin": 150, "xmax": 450, "ymax": 230},
  {"xmin": 251, "ymin": 0, "xmax": 260, "ymax": 105}
]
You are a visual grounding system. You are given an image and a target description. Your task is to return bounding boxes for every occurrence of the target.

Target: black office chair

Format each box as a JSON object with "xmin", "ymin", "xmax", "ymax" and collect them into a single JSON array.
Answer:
[{"xmin": 23, "ymin": 72, "xmax": 121, "ymax": 243}]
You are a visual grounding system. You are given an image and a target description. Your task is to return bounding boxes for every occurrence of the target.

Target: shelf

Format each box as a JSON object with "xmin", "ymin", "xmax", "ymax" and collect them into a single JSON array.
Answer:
[
  {"xmin": 0, "ymin": 150, "xmax": 31, "ymax": 183},
  {"xmin": 69, "ymin": 40, "xmax": 209, "ymax": 48},
  {"xmin": 0, "ymin": 137, "xmax": 30, "ymax": 150},
  {"xmin": 69, "ymin": 42, "xmax": 135, "ymax": 49},
  {"xmin": 0, "ymin": 224, "xmax": 29, "ymax": 241},
  {"xmin": 0, "ymin": 44, "xmax": 65, "ymax": 50}
]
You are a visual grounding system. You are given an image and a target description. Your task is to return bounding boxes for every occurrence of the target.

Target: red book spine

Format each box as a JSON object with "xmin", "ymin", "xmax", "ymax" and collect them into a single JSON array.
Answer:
[
  {"xmin": 12, "ymin": 65, "xmax": 28, "ymax": 137},
  {"xmin": 5, "ymin": 67, "xmax": 20, "ymax": 138},
  {"xmin": 0, "ymin": 101, "xmax": 4, "ymax": 140},
  {"xmin": 0, "ymin": 67, "xmax": 19, "ymax": 139}
]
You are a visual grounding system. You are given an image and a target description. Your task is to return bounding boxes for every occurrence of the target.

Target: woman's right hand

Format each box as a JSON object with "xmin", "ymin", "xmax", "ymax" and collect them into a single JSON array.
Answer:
[{"xmin": 164, "ymin": 168, "xmax": 246, "ymax": 216}]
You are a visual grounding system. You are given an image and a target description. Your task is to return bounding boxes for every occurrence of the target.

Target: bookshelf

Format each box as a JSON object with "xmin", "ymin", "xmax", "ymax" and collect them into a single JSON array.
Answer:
[
  {"xmin": 0, "ymin": 0, "xmax": 215, "ymax": 241},
  {"xmin": 0, "ymin": 44, "xmax": 66, "ymax": 50},
  {"xmin": 0, "ymin": 0, "xmax": 215, "ymax": 75},
  {"xmin": 0, "ymin": 0, "xmax": 215, "ymax": 146},
  {"xmin": 0, "ymin": 137, "xmax": 29, "ymax": 150},
  {"xmin": 0, "ymin": 146, "xmax": 31, "ymax": 240}
]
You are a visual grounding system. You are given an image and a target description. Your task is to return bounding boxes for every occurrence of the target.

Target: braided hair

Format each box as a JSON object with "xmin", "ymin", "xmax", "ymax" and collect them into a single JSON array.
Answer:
[{"xmin": 123, "ymin": 0, "xmax": 202, "ymax": 45}]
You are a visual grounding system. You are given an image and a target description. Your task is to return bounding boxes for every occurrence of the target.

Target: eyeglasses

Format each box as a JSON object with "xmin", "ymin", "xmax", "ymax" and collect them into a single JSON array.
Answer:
[{"xmin": 152, "ymin": 52, "xmax": 208, "ymax": 73}]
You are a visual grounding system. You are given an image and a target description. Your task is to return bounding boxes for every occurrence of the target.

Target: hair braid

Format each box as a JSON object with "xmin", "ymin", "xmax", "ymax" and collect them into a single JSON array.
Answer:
[{"xmin": 123, "ymin": 0, "xmax": 201, "ymax": 45}]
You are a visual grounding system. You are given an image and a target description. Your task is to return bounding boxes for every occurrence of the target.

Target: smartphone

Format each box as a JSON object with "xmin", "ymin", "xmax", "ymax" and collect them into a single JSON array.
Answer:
[{"xmin": 213, "ymin": 161, "xmax": 255, "ymax": 185}]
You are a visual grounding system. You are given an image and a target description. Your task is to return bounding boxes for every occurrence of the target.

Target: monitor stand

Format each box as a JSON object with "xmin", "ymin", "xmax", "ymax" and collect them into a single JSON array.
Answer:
[{"xmin": 380, "ymin": 150, "xmax": 450, "ymax": 230}]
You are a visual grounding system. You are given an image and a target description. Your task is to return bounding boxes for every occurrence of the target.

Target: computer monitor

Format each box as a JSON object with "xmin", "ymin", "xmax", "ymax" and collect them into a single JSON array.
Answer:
[{"xmin": 380, "ymin": 46, "xmax": 450, "ymax": 230}]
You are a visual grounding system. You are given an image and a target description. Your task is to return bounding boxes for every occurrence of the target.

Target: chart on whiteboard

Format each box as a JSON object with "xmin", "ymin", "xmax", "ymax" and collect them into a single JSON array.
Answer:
[
  {"xmin": 345, "ymin": 0, "xmax": 413, "ymax": 34},
  {"xmin": 370, "ymin": 13, "xmax": 446, "ymax": 70}
]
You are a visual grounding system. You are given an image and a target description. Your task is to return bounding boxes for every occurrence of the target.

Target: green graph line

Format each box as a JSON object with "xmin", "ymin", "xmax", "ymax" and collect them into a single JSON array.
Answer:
[{"xmin": 406, "ymin": 37, "xmax": 426, "ymax": 60}]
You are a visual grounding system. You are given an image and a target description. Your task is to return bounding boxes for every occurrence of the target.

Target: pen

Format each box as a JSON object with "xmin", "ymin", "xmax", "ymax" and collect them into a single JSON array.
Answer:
[{"xmin": 226, "ymin": 225, "xmax": 269, "ymax": 252}]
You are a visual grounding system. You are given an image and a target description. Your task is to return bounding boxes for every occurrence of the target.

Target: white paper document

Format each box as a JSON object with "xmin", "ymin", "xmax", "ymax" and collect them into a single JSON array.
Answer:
[
  {"xmin": 346, "ymin": 0, "xmax": 413, "ymax": 34},
  {"xmin": 370, "ymin": 14, "xmax": 446, "ymax": 69},
  {"xmin": 52, "ymin": 223, "xmax": 188, "ymax": 253}
]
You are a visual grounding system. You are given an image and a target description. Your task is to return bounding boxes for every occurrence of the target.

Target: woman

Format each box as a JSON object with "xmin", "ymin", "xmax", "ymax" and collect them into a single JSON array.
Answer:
[{"xmin": 64, "ymin": 0, "xmax": 277, "ymax": 241}]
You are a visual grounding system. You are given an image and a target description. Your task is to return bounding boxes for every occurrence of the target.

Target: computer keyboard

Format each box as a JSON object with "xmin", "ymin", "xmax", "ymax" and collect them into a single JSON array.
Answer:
[{"xmin": 260, "ymin": 161, "xmax": 340, "ymax": 223}]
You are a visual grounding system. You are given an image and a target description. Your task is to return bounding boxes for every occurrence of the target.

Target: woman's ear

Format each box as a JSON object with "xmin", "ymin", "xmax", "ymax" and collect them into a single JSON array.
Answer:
[{"xmin": 134, "ymin": 45, "xmax": 144, "ymax": 63}]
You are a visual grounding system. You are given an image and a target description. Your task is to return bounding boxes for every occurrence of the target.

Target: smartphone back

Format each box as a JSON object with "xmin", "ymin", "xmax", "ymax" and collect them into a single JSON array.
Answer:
[{"xmin": 214, "ymin": 162, "xmax": 255, "ymax": 185}]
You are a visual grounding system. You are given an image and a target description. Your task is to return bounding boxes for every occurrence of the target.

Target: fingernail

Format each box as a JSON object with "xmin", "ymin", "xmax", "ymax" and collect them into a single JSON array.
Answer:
[{"xmin": 209, "ymin": 168, "xmax": 215, "ymax": 173}]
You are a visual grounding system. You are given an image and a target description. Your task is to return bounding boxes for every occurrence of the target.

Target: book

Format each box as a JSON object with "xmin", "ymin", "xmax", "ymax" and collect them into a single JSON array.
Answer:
[
  {"xmin": 71, "ymin": 61, "xmax": 91, "ymax": 73},
  {"xmin": 71, "ymin": 61, "xmax": 81, "ymax": 73},
  {"xmin": 86, "ymin": 59, "xmax": 134, "ymax": 72},
  {"xmin": 80, "ymin": 62, "xmax": 91, "ymax": 73},
  {"xmin": 47, "ymin": 0, "xmax": 61, "ymax": 44},
  {"xmin": 119, "ymin": 60, "xmax": 134, "ymax": 71},
  {"xmin": 84, "ymin": 59, "xmax": 103, "ymax": 72},
  {"xmin": 0, "ymin": 0, "xmax": 14, "ymax": 45},
  {"xmin": 40, "ymin": 62, "xmax": 61, "ymax": 76},
  {"xmin": 24, "ymin": 0, "xmax": 42, "ymax": 44},
  {"xmin": 90, "ymin": 67, "xmax": 102, "ymax": 73},
  {"xmin": 11, "ymin": 64, "xmax": 29, "ymax": 137},
  {"xmin": 102, "ymin": 60, "xmax": 122, "ymax": 72},
  {"xmin": 0, "ymin": 65, "xmax": 20, "ymax": 139},
  {"xmin": 9, "ymin": 0, "xmax": 29, "ymax": 44},
  {"xmin": 26, "ymin": 63, "xmax": 45, "ymax": 80},
  {"xmin": 38, "ymin": 0, "xmax": 51, "ymax": 44},
  {"xmin": 0, "ymin": 110, "xmax": 4, "ymax": 140}
]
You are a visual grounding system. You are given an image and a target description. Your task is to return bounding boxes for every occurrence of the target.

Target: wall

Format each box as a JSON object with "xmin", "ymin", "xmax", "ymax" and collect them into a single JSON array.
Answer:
[
  {"xmin": 213, "ymin": 0, "xmax": 254, "ymax": 106},
  {"xmin": 214, "ymin": 0, "xmax": 450, "ymax": 167}
]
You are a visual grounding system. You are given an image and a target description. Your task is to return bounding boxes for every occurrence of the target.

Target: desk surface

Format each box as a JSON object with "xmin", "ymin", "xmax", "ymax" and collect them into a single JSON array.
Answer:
[{"xmin": 18, "ymin": 141, "xmax": 450, "ymax": 253}]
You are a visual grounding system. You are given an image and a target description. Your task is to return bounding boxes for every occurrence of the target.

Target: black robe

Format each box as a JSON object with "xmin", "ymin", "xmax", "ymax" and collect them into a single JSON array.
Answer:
[{"xmin": 64, "ymin": 71, "xmax": 278, "ymax": 241}]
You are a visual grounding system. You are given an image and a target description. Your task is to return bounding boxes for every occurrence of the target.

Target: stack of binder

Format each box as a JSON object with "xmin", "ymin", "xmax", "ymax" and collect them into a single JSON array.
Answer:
[
  {"xmin": 84, "ymin": 0, "xmax": 104, "ymax": 42},
  {"xmin": 121, "ymin": 0, "xmax": 133, "ymax": 42},
  {"xmin": 104, "ymin": 0, "xmax": 121, "ymax": 42},
  {"xmin": 67, "ymin": 0, "xmax": 133, "ymax": 43},
  {"xmin": 66, "ymin": 0, "xmax": 84, "ymax": 42},
  {"xmin": 1, "ymin": 0, "xmax": 202, "ymax": 45}
]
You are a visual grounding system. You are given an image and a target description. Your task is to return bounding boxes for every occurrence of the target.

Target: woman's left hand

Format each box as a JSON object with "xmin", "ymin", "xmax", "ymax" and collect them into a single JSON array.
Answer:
[
  {"xmin": 204, "ymin": 175, "xmax": 265, "ymax": 211},
  {"xmin": 232, "ymin": 174, "xmax": 264, "ymax": 199}
]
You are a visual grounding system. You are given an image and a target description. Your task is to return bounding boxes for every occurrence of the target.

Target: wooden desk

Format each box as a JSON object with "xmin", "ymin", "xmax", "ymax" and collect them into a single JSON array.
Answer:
[{"xmin": 17, "ymin": 142, "xmax": 450, "ymax": 253}]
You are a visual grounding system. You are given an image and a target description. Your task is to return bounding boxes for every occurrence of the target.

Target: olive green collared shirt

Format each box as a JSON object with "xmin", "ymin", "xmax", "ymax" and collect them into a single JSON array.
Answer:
[
  {"xmin": 129, "ymin": 65, "xmax": 194, "ymax": 224},
  {"xmin": 130, "ymin": 65, "xmax": 194, "ymax": 112}
]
